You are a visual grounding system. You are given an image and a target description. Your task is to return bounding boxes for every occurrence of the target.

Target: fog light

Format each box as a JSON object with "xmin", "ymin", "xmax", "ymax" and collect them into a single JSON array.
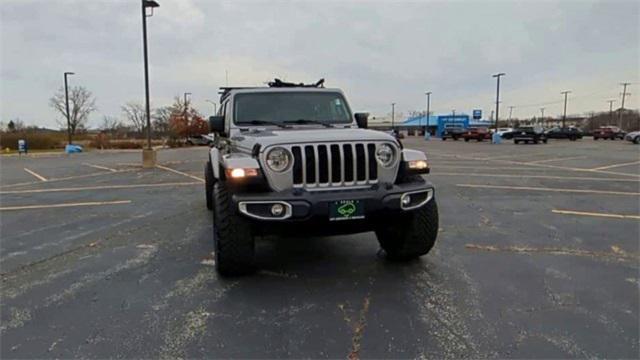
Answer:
[
  {"xmin": 402, "ymin": 195, "xmax": 411, "ymax": 207},
  {"xmin": 408, "ymin": 160, "xmax": 428, "ymax": 170},
  {"xmin": 270, "ymin": 203, "xmax": 284, "ymax": 216}
]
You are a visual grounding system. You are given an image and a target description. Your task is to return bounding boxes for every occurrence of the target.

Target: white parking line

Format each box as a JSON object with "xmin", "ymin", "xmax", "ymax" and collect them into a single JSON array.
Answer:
[
  {"xmin": 155, "ymin": 164, "xmax": 205, "ymax": 183},
  {"xmin": 590, "ymin": 160, "xmax": 640, "ymax": 171},
  {"xmin": 0, "ymin": 182, "xmax": 201, "ymax": 195},
  {"xmin": 552, "ymin": 209, "xmax": 640, "ymax": 220},
  {"xmin": 0, "ymin": 200, "xmax": 131, "ymax": 211},
  {"xmin": 433, "ymin": 173, "xmax": 640, "ymax": 182},
  {"xmin": 23, "ymin": 168, "xmax": 47, "ymax": 182},
  {"xmin": 527, "ymin": 156, "xmax": 586, "ymax": 164},
  {"xmin": 456, "ymin": 183, "xmax": 640, "ymax": 196},
  {"xmin": 83, "ymin": 163, "xmax": 117, "ymax": 172}
]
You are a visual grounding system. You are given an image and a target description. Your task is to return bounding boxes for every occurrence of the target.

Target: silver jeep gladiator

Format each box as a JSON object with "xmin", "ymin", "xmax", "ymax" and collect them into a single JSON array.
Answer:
[{"xmin": 204, "ymin": 79, "xmax": 439, "ymax": 275}]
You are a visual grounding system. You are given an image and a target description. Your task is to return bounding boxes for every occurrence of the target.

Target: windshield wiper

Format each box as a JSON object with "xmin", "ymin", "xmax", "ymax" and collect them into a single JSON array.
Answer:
[
  {"xmin": 242, "ymin": 120, "xmax": 289, "ymax": 128},
  {"xmin": 284, "ymin": 119, "xmax": 334, "ymax": 128}
]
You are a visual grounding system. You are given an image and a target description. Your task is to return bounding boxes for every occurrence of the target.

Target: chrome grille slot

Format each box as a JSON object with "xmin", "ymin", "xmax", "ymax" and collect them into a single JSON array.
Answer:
[{"xmin": 290, "ymin": 142, "xmax": 381, "ymax": 188}]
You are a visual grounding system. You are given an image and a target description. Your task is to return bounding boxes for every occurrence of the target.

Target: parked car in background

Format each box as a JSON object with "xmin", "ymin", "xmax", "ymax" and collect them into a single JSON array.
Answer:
[
  {"xmin": 441, "ymin": 124, "xmax": 466, "ymax": 140},
  {"xmin": 513, "ymin": 126, "xmax": 548, "ymax": 144},
  {"xmin": 545, "ymin": 127, "xmax": 583, "ymax": 141},
  {"xmin": 462, "ymin": 127, "xmax": 491, "ymax": 142},
  {"xmin": 496, "ymin": 127, "xmax": 514, "ymax": 138},
  {"xmin": 624, "ymin": 131, "xmax": 640, "ymax": 144},
  {"xmin": 386, "ymin": 129, "xmax": 405, "ymax": 140},
  {"xmin": 186, "ymin": 134, "xmax": 214, "ymax": 146},
  {"xmin": 593, "ymin": 126, "xmax": 626, "ymax": 140}
]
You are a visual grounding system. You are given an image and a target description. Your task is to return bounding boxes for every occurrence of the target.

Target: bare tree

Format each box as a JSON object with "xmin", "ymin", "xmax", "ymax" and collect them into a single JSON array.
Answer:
[
  {"xmin": 49, "ymin": 86, "xmax": 97, "ymax": 136},
  {"xmin": 100, "ymin": 115, "xmax": 123, "ymax": 135},
  {"xmin": 121, "ymin": 102, "xmax": 147, "ymax": 135},
  {"xmin": 153, "ymin": 106, "xmax": 174, "ymax": 136}
]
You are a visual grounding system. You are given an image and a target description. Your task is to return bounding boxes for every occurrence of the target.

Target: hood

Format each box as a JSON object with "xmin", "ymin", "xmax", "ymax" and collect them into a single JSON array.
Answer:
[{"xmin": 231, "ymin": 127, "xmax": 398, "ymax": 151}]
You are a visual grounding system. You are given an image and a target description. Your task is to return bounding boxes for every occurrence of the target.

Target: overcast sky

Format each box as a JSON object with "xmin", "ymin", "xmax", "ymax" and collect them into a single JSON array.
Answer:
[{"xmin": 1, "ymin": 0, "xmax": 638, "ymax": 129}]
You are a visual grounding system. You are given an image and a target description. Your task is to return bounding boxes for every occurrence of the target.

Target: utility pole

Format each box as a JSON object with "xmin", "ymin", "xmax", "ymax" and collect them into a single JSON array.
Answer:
[
  {"xmin": 492, "ymin": 73, "xmax": 505, "ymax": 131},
  {"xmin": 391, "ymin": 103, "xmax": 396, "ymax": 130},
  {"xmin": 619, "ymin": 82, "xmax": 631, "ymax": 127},
  {"xmin": 540, "ymin": 107, "xmax": 545, "ymax": 126},
  {"xmin": 508, "ymin": 106, "xmax": 514, "ymax": 122},
  {"xmin": 141, "ymin": 0, "xmax": 160, "ymax": 167},
  {"xmin": 561, "ymin": 90, "xmax": 571, "ymax": 129},
  {"xmin": 63, "ymin": 71, "xmax": 75, "ymax": 145},
  {"xmin": 607, "ymin": 99, "xmax": 616, "ymax": 124},
  {"xmin": 424, "ymin": 91, "xmax": 431, "ymax": 135}
]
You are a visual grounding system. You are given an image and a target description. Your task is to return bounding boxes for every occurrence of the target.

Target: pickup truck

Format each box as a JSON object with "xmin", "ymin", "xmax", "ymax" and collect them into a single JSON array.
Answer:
[
  {"xmin": 513, "ymin": 126, "xmax": 548, "ymax": 144},
  {"xmin": 441, "ymin": 125, "xmax": 466, "ymax": 140}
]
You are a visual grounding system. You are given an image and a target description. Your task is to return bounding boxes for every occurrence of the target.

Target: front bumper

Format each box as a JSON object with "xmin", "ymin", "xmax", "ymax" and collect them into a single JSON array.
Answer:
[{"xmin": 231, "ymin": 180, "xmax": 434, "ymax": 224}]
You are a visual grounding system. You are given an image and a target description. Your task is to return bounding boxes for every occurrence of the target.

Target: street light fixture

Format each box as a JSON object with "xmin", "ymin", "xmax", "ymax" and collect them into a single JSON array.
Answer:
[
  {"xmin": 424, "ymin": 91, "xmax": 431, "ymax": 135},
  {"xmin": 63, "ymin": 71, "xmax": 75, "ymax": 145},
  {"xmin": 492, "ymin": 73, "xmax": 505, "ymax": 132},
  {"xmin": 141, "ymin": 0, "xmax": 159, "ymax": 167},
  {"xmin": 561, "ymin": 90, "xmax": 571, "ymax": 129},
  {"xmin": 391, "ymin": 103, "xmax": 396, "ymax": 130}
]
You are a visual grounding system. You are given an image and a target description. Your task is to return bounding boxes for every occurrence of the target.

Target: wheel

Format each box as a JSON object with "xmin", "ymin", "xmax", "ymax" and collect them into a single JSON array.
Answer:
[
  {"xmin": 212, "ymin": 181, "xmax": 255, "ymax": 276},
  {"xmin": 543, "ymin": 139, "xmax": 548, "ymax": 144},
  {"xmin": 464, "ymin": 138, "xmax": 469, "ymax": 142},
  {"xmin": 514, "ymin": 140, "xmax": 519, "ymax": 144},
  {"xmin": 205, "ymin": 161, "xmax": 214, "ymax": 210},
  {"xmin": 376, "ymin": 198, "xmax": 439, "ymax": 260},
  {"xmin": 634, "ymin": 136, "xmax": 640, "ymax": 144},
  {"xmin": 534, "ymin": 139, "xmax": 539, "ymax": 144},
  {"xmin": 442, "ymin": 137, "xmax": 447, "ymax": 141},
  {"xmin": 594, "ymin": 137, "xmax": 598, "ymax": 141}
]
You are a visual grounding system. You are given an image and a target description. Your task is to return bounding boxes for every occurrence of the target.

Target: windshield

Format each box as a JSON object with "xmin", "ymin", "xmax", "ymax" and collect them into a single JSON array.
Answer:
[{"xmin": 233, "ymin": 92, "xmax": 352, "ymax": 125}]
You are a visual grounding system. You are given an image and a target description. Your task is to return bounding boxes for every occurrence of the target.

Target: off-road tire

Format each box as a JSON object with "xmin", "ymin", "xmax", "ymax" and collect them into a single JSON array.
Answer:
[
  {"xmin": 212, "ymin": 181, "xmax": 255, "ymax": 276},
  {"xmin": 205, "ymin": 161, "xmax": 214, "ymax": 210},
  {"xmin": 376, "ymin": 198, "xmax": 439, "ymax": 261}
]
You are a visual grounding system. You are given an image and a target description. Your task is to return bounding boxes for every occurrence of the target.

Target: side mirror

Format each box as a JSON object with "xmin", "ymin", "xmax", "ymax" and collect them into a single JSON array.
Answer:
[
  {"xmin": 208, "ymin": 116, "xmax": 225, "ymax": 133},
  {"xmin": 354, "ymin": 112, "xmax": 369, "ymax": 129}
]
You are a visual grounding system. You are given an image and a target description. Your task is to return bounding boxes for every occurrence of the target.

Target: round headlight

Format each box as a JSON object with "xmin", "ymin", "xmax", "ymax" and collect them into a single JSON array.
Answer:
[
  {"xmin": 266, "ymin": 147, "xmax": 291, "ymax": 172},
  {"xmin": 376, "ymin": 144, "xmax": 395, "ymax": 167}
]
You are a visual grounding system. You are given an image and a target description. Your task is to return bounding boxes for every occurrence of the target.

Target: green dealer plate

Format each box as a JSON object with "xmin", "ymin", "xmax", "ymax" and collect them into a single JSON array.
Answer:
[{"xmin": 329, "ymin": 200, "xmax": 365, "ymax": 221}]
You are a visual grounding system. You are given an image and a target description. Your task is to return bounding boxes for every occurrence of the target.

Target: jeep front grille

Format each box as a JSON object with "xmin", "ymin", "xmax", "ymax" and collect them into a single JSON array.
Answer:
[{"xmin": 290, "ymin": 143, "xmax": 378, "ymax": 188}]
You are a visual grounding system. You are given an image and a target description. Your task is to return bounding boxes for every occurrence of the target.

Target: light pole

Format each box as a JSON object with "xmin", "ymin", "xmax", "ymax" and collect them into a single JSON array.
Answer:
[
  {"xmin": 206, "ymin": 100, "xmax": 217, "ymax": 115},
  {"xmin": 607, "ymin": 99, "xmax": 616, "ymax": 124},
  {"xmin": 492, "ymin": 73, "xmax": 505, "ymax": 131},
  {"xmin": 141, "ymin": 0, "xmax": 159, "ymax": 167},
  {"xmin": 63, "ymin": 71, "xmax": 74, "ymax": 145},
  {"xmin": 184, "ymin": 92, "xmax": 191, "ymax": 118},
  {"xmin": 424, "ymin": 91, "xmax": 431, "ymax": 135},
  {"xmin": 391, "ymin": 103, "xmax": 396, "ymax": 131},
  {"xmin": 561, "ymin": 90, "xmax": 571, "ymax": 129}
]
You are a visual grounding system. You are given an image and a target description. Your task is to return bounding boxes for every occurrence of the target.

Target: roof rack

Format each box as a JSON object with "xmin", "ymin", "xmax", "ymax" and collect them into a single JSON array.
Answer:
[{"xmin": 218, "ymin": 79, "xmax": 325, "ymax": 102}]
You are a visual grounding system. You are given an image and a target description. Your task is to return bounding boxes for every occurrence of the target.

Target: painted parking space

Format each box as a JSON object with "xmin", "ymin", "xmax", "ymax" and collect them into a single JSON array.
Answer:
[{"xmin": 0, "ymin": 141, "xmax": 638, "ymax": 358}]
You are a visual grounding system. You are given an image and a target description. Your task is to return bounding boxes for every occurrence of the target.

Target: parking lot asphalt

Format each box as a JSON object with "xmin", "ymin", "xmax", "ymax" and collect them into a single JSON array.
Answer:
[{"xmin": 1, "ymin": 138, "xmax": 638, "ymax": 358}]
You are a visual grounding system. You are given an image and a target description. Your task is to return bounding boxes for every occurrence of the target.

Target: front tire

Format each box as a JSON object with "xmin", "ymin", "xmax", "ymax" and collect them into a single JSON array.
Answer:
[
  {"xmin": 212, "ymin": 181, "xmax": 255, "ymax": 276},
  {"xmin": 634, "ymin": 136, "xmax": 640, "ymax": 144},
  {"xmin": 205, "ymin": 161, "xmax": 214, "ymax": 210},
  {"xmin": 376, "ymin": 199, "xmax": 439, "ymax": 260}
]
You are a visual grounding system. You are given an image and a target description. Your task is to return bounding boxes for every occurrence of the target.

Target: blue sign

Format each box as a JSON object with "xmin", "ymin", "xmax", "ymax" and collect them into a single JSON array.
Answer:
[{"xmin": 473, "ymin": 109, "xmax": 482, "ymax": 120}]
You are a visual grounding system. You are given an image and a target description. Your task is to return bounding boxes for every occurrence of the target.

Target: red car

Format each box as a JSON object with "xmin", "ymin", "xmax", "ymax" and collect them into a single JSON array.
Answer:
[
  {"xmin": 593, "ymin": 126, "xmax": 626, "ymax": 140},
  {"xmin": 462, "ymin": 127, "xmax": 491, "ymax": 142}
]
